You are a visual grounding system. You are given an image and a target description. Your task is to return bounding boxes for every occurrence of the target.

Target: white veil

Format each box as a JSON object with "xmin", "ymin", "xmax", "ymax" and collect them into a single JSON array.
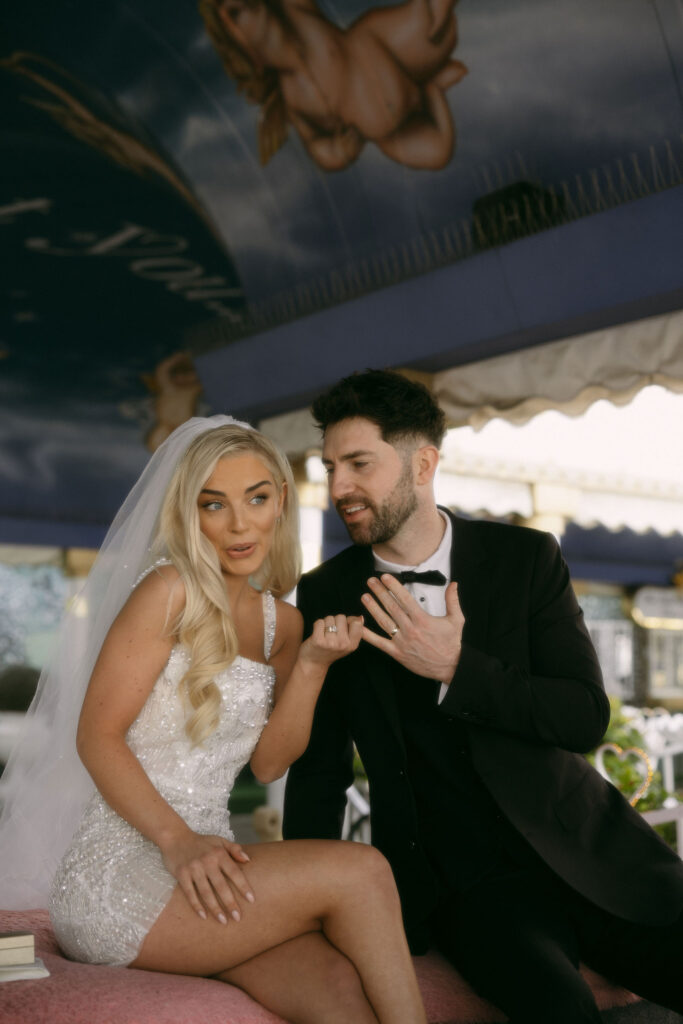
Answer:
[{"xmin": 0, "ymin": 415, "xmax": 249, "ymax": 909}]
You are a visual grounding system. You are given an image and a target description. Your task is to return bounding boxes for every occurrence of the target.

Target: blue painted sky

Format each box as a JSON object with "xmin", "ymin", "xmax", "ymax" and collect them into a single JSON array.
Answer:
[{"xmin": 5, "ymin": 0, "xmax": 682, "ymax": 308}]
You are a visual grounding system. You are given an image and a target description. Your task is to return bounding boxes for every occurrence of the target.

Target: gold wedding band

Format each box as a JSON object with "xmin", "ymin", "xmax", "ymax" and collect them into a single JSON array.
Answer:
[{"xmin": 324, "ymin": 625, "xmax": 338, "ymax": 633}]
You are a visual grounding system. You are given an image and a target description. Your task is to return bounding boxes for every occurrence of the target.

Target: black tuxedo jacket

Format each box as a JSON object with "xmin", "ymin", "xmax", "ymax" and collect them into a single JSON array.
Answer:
[{"xmin": 283, "ymin": 513, "xmax": 683, "ymax": 950}]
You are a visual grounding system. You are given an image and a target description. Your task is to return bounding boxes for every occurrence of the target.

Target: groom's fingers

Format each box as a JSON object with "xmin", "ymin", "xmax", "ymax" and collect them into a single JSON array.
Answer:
[
  {"xmin": 346, "ymin": 615, "xmax": 364, "ymax": 648},
  {"xmin": 376, "ymin": 574, "xmax": 420, "ymax": 615},
  {"xmin": 361, "ymin": 625, "xmax": 397, "ymax": 656},
  {"xmin": 360, "ymin": 590, "xmax": 400, "ymax": 636},
  {"xmin": 363, "ymin": 575, "xmax": 421, "ymax": 625}
]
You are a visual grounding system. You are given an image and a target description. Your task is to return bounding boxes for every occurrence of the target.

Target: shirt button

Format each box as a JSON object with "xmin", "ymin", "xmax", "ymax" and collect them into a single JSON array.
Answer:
[
  {"xmin": 419, "ymin": 597, "xmax": 425, "ymax": 603},
  {"xmin": 408, "ymin": 840, "xmax": 417, "ymax": 850},
  {"xmin": 398, "ymin": 769, "xmax": 405, "ymax": 777}
]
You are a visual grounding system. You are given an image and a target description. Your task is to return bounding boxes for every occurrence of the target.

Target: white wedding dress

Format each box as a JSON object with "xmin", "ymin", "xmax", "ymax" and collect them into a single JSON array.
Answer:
[{"xmin": 49, "ymin": 589, "xmax": 276, "ymax": 967}]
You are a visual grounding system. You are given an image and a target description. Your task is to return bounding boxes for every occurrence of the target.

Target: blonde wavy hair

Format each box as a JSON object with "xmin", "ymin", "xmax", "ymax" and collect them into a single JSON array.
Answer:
[{"xmin": 156, "ymin": 423, "xmax": 300, "ymax": 745}]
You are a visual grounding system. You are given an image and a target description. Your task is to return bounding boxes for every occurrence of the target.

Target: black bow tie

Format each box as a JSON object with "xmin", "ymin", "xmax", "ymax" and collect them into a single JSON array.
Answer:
[{"xmin": 386, "ymin": 569, "xmax": 447, "ymax": 587}]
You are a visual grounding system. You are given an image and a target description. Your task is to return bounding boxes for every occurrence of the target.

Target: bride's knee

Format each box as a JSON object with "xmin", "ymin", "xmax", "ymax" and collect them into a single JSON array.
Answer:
[{"xmin": 341, "ymin": 842, "xmax": 398, "ymax": 897}]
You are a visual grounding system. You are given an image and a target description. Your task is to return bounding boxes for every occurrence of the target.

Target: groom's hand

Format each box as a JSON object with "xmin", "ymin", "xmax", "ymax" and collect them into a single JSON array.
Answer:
[{"xmin": 361, "ymin": 575, "xmax": 464, "ymax": 684}]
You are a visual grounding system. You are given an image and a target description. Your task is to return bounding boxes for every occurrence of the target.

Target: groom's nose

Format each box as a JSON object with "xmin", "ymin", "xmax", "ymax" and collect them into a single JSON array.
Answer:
[{"xmin": 328, "ymin": 466, "xmax": 353, "ymax": 503}]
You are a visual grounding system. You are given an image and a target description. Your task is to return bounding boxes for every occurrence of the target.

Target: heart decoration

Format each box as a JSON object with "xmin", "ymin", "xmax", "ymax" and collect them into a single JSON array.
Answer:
[{"xmin": 594, "ymin": 743, "xmax": 654, "ymax": 807}]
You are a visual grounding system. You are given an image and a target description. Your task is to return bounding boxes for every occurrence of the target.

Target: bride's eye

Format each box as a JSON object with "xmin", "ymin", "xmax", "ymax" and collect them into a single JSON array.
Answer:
[
  {"xmin": 249, "ymin": 493, "xmax": 268, "ymax": 505},
  {"xmin": 201, "ymin": 500, "xmax": 224, "ymax": 511}
]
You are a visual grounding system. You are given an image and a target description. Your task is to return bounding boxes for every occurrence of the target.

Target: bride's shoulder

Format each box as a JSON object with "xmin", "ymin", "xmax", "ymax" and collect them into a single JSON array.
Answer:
[
  {"xmin": 129, "ymin": 561, "xmax": 187, "ymax": 619},
  {"xmin": 132, "ymin": 557, "xmax": 177, "ymax": 589},
  {"xmin": 272, "ymin": 597, "xmax": 303, "ymax": 643}
]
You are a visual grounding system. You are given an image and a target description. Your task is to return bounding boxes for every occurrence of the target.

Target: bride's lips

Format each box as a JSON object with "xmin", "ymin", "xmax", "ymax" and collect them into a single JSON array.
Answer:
[{"xmin": 225, "ymin": 543, "xmax": 257, "ymax": 559}]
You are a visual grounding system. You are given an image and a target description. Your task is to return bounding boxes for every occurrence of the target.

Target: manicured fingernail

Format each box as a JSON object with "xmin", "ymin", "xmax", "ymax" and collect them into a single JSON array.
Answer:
[
  {"xmin": 246, "ymin": 891, "xmax": 255, "ymax": 904},
  {"xmin": 218, "ymin": 913, "xmax": 228, "ymax": 925},
  {"xmin": 232, "ymin": 909, "xmax": 241, "ymax": 922},
  {"xmin": 242, "ymin": 852, "xmax": 250, "ymax": 861},
  {"xmin": 198, "ymin": 910, "xmax": 207, "ymax": 920}
]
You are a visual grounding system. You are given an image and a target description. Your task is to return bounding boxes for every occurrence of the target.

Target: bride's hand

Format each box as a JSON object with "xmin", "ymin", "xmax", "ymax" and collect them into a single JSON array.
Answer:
[
  {"xmin": 299, "ymin": 615, "xmax": 364, "ymax": 669},
  {"xmin": 159, "ymin": 829, "xmax": 254, "ymax": 923}
]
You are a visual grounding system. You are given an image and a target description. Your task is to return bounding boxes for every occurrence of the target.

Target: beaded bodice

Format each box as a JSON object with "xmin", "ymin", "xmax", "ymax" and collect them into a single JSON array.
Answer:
[
  {"xmin": 79, "ymin": 589, "xmax": 276, "ymax": 840},
  {"xmin": 127, "ymin": 589, "xmax": 276, "ymax": 833}
]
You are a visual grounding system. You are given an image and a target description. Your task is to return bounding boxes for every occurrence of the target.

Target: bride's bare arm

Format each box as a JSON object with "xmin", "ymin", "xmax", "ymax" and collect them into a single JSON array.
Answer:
[
  {"xmin": 250, "ymin": 604, "xmax": 362, "ymax": 783},
  {"xmin": 75, "ymin": 567, "xmax": 253, "ymax": 922}
]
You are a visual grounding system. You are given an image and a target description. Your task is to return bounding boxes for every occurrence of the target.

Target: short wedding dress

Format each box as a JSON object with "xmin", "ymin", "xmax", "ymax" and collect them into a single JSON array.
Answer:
[{"xmin": 49, "ymin": 586, "xmax": 276, "ymax": 967}]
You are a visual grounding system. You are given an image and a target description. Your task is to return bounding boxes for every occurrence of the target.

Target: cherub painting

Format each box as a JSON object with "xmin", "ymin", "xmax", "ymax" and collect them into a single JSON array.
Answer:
[{"xmin": 200, "ymin": 0, "xmax": 467, "ymax": 171}]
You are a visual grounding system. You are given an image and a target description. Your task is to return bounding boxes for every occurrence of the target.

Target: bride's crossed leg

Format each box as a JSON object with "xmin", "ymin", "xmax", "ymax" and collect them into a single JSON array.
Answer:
[
  {"xmin": 221, "ymin": 931, "xmax": 379, "ymax": 1024},
  {"xmin": 133, "ymin": 838, "xmax": 427, "ymax": 1024}
]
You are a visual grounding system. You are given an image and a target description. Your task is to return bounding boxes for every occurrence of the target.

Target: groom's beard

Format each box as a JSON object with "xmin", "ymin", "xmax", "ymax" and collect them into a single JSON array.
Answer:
[{"xmin": 335, "ymin": 461, "xmax": 417, "ymax": 546}]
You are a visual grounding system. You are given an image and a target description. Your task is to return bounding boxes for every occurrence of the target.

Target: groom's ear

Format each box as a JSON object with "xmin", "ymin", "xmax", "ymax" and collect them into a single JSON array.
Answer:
[{"xmin": 414, "ymin": 445, "xmax": 439, "ymax": 486}]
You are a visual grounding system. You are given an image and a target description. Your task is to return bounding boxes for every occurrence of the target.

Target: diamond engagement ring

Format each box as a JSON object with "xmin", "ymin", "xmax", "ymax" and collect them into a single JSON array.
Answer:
[
  {"xmin": 324, "ymin": 625, "xmax": 338, "ymax": 633},
  {"xmin": 389, "ymin": 625, "xmax": 399, "ymax": 637}
]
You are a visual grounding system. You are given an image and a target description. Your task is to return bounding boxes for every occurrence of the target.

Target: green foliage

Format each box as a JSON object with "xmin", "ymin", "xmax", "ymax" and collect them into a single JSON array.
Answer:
[{"xmin": 587, "ymin": 697, "xmax": 676, "ymax": 848}]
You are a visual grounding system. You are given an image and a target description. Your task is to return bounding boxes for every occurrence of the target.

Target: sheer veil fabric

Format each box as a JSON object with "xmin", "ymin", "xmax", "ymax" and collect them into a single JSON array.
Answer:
[{"xmin": 0, "ymin": 415, "xmax": 250, "ymax": 909}]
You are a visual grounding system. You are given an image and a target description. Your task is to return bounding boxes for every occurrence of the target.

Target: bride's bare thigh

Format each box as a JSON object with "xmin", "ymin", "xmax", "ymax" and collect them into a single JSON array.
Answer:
[{"xmin": 131, "ymin": 839, "xmax": 387, "ymax": 976}]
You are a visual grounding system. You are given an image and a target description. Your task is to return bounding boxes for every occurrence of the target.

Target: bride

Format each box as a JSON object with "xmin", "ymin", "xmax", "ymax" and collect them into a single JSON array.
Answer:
[{"xmin": 0, "ymin": 416, "xmax": 426, "ymax": 1024}]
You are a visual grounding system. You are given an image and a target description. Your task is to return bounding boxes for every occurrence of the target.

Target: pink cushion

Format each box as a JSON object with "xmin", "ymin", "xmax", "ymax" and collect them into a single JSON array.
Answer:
[
  {"xmin": 412, "ymin": 948, "xmax": 640, "ymax": 1022},
  {"xmin": 0, "ymin": 910, "xmax": 639, "ymax": 1023}
]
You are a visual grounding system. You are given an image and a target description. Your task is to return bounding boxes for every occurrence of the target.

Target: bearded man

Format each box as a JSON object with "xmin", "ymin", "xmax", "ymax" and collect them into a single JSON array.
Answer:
[{"xmin": 283, "ymin": 368, "xmax": 683, "ymax": 1024}]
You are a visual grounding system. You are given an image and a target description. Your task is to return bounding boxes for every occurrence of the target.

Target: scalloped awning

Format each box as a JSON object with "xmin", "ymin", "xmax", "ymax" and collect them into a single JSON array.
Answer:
[
  {"xmin": 436, "ymin": 380, "xmax": 683, "ymax": 536},
  {"xmin": 433, "ymin": 310, "xmax": 683, "ymax": 430}
]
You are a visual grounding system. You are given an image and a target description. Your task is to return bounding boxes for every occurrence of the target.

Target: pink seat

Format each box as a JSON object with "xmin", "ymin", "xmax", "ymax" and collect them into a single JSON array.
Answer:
[{"xmin": 0, "ymin": 909, "xmax": 640, "ymax": 1023}]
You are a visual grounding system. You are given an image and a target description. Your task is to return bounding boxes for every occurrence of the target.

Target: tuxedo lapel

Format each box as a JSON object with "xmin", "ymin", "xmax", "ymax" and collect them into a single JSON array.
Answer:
[
  {"xmin": 448, "ymin": 512, "xmax": 491, "ymax": 651},
  {"xmin": 335, "ymin": 544, "xmax": 405, "ymax": 736},
  {"xmin": 335, "ymin": 544, "xmax": 373, "ymax": 617}
]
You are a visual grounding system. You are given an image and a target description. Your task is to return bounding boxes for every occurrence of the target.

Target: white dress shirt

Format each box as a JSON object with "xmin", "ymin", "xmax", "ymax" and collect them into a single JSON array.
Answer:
[{"xmin": 373, "ymin": 511, "xmax": 453, "ymax": 703}]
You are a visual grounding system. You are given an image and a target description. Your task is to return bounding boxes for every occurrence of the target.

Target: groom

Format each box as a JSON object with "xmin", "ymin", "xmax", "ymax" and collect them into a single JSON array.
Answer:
[{"xmin": 283, "ymin": 368, "xmax": 683, "ymax": 1023}]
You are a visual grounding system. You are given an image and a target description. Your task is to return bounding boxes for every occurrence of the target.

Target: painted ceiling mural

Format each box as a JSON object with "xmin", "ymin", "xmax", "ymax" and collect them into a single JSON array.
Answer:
[{"xmin": 1, "ymin": 0, "xmax": 682, "ymax": 542}]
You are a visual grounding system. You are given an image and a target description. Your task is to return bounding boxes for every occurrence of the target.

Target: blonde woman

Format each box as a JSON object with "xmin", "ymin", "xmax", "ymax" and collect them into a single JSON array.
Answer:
[{"xmin": 0, "ymin": 416, "xmax": 426, "ymax": 1024}]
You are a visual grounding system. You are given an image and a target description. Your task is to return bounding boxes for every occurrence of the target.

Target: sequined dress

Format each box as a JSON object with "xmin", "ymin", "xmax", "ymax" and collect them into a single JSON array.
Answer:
[{"xmin": 49, "ymin": 589, "xmax": 276, "ymax": 967}]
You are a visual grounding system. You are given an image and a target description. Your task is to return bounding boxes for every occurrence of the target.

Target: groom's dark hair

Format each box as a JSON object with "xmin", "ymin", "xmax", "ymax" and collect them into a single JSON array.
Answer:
[{"xmin": 312, "ymin": 368, "xmax": 446, "ymax": 448}]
